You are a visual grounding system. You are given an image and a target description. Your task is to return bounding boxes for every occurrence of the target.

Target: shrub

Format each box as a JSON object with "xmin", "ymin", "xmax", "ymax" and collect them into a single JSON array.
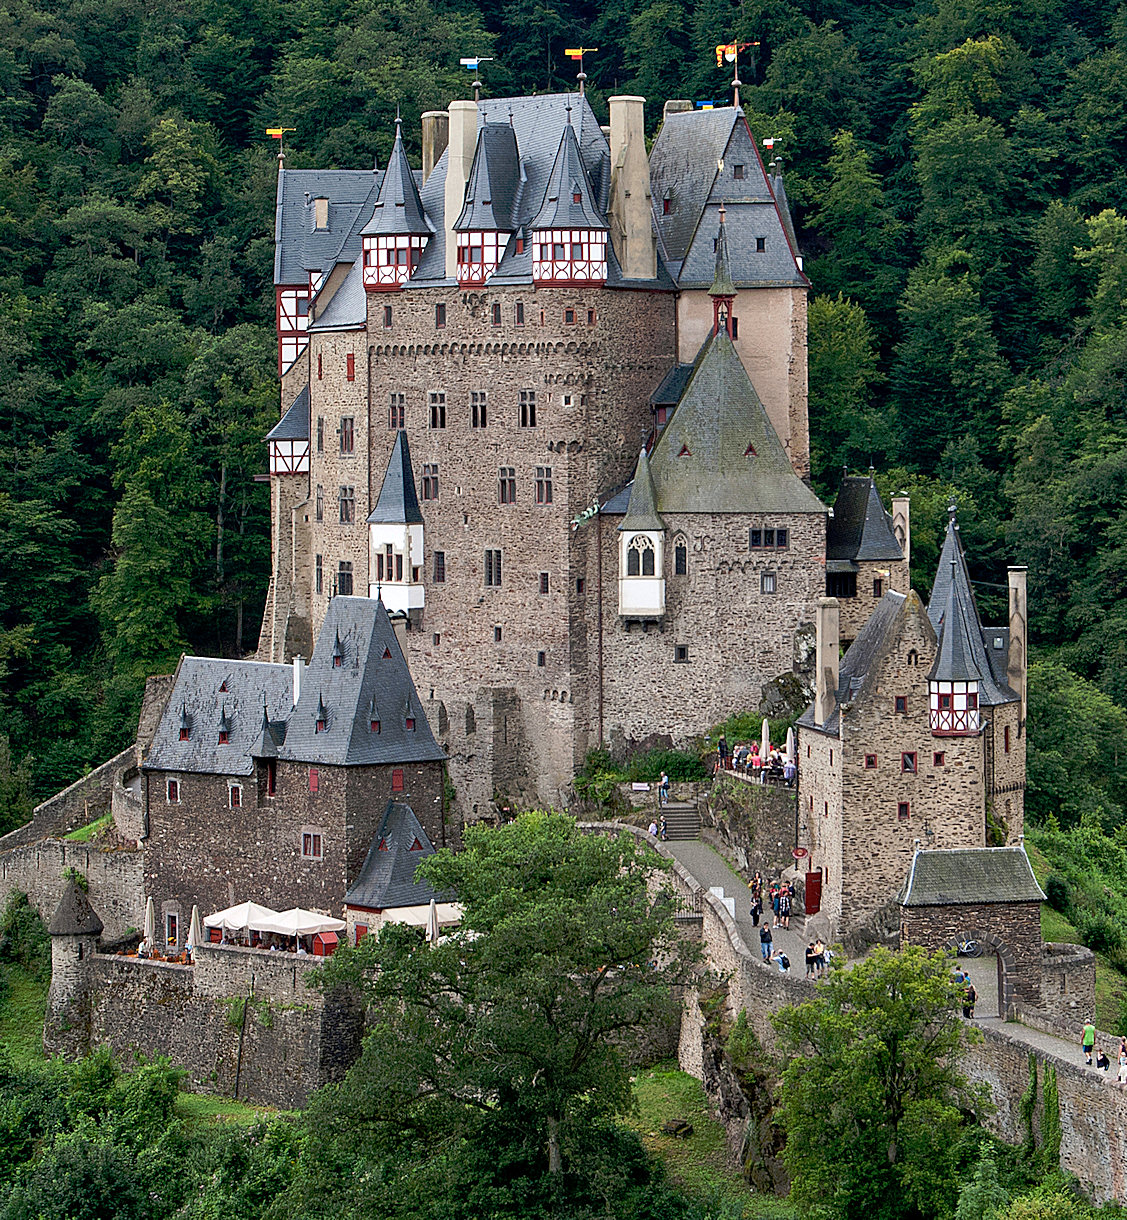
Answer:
[
  {"xmin": 1043, "ymin": 873, "xmax": 1069, "ymax": 913},
  {"xmin": 625, "ymin": 749, "xmax": 707, "ymax": 783},
  {"xmin": 0, "ymin": 892, "xmax": 50, "ymax": 981}
]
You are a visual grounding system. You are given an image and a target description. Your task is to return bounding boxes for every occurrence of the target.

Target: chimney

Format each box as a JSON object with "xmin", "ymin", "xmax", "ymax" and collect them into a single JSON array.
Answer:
[
  {"xmin": 892, "ymin": 493, "xmax": 911, "ymax": 568},
  {"xmin": 421, "ymin": 111, "xmax": 449, "ymax": 184},
  {"xmin": 292, "ymin": 655, "xmax": 304, "ymax": 706},
  {"xmin": 663, "ymin": 99, "xmax": 693, "ymax": 123},
  {"xmin": 815, "ymin": 597, "xmax": 840, "ymax": 727},
  {"xmin": 1007, "ymin": 566, "xmax": 1028, "ymax": 726},
  {"xmin": 389, "ymin": 611, "xmax": 409, "ymax": 658},
  {"xmin": 607, "ymin": 95, "xmax": 656, "ymax": 281},
  {"xmin": 444, "ymin": 100, "xmax": 477, "ymax": 281}
]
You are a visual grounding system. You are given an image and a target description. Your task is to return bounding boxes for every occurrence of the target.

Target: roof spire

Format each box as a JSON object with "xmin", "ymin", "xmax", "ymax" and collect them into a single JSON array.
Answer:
[{"xmin": 709, "ymin": 205, "xmax": 736, "ymax": 335}]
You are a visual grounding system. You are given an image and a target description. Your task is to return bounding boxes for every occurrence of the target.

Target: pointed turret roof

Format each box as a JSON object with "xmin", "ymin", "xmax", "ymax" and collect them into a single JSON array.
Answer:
[
  {"xmin": 619, "ymin": 449, "xmax": 664, "ymax": 532},
  {"xmin": 709, "ymin": 207, "xmax": 735, "ymax": 299},
  {"xmin": 345, "ymin": 800, "xmax": 447, "ymax": 910},
  {"xmin": 455, "ymin": 122, "xmax": 520, "ymax": 231},
  {"xmin": 360, "ymin": 117, "xmax": 433, "ymax": 238},
  {"xmin": 528, "ymin": 109, "xmax": 606, "ymax": 231},
  {"xmin": 826, "ymin": 473, "xmax": 905, "ymax": 563},
  {"xmin": 367, "ymin": 431, "xmax": 424, "ymax": 525},
  {"xmin": 266, "ymin": 386, "xmax": 310, "ymax": 442},
  {"xmin": 49, "ymin": 880, "xmax": 104, "ymax": 937},
  {"xmin": 249, "ymin": 699, "xmax": 284, "ymax": 759},
  {"xmin": 770, "ymin": 159, "xmax": 799, "ymax": 255}
]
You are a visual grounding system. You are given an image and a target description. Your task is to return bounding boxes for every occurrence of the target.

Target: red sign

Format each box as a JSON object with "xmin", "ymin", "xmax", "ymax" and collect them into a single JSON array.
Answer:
[{"xmin": 792, "ymin": 847, "xmax": 808, "ymax": 859}]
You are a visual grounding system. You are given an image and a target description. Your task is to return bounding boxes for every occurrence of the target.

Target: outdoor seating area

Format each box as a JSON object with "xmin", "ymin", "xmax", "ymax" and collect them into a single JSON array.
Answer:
[
  {"xmin": 716, "ymin": 722, "xmax": 798, "ymax": 788},
  {"xmin": 130, "ymin": 898, "xmax": 346, "ymax": 961}
]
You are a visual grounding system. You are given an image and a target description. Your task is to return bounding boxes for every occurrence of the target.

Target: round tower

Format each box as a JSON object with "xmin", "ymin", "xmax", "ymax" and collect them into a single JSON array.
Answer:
[{"xmin": 44, "ymin": 879, "xmax": 103, "ymax": 1057}]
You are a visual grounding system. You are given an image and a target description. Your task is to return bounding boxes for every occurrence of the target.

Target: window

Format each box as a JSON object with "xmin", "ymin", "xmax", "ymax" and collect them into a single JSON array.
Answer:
[
  {"xmin": 535, "ymin": 465, "xmax": 552, "ymax": 504},
  {"xmin": 1004, "ymin": 725, "xmax": 1011, "ymax": 753},
  {"xmin": 317, "ymin": 417, "xmax": 324, "ymax": 452},
  {"xmin": 384, "ymin": 305, "xmax": 392, "ymax": 328},
  {"xmin": 674, "ymin": 543, "xmax": 687, "ymax": 575},
  {"xmin": 750, "ymin": 528, "xmax": 788, "ymax": 550},
  {"xmin": 826, "ymin": 572, "xmax": 857, "ymax": 597},
  {"xmin": 898, "ymin": 801, "xmax": 911, "ymax": 821},
  {"xmin": 433, "ymin": 551, "xmax": 445, "ymax": 582},
  {"xmin": 873, "ymin": 577, "xmax": 883, "ymax": 598},
  {"xmin": 218, "ymin": 729, "xmax": 229, "ymax": 745},
  {"xmin": 371, "ymin": 715, "xmax": 380, "ymax": 733},
  {"xmin": 391, "ymin": 768, "xmax": 404, "ymax": 793},
  {"xmin": 894, "ymin": 696, "xmax": 908, "ymax": 713},
  {"xmin": 429, "ymin": 392, "xmax": 446, "ymax": 429},
  {"xmin": 166, "ymin": 778, "xmax": 180, "ymax": 803},
  {"xmin": 485, "ymin": 548, "xmax": 502, "ymax": 586},
  {"xmin": 491, "ymin": 303, "xmax": 501, "ymax": 326},
  {"xmin": 553, "ymin": 241, "xmax": 566, "ymax": 259},
  {"xmin": 750, "ymin": 528, "xmax": 761, "ymax": 548},
  {"xmin": 346, "ymin": 353, "xmax": 355, "ymax": 381},
  {"xmin": 520, "ymin": 389, "xmax": 536, "ymax": 428},
  {"xmin": 731, "ymin": 317, "xmax": 739, "ymax": 338},
  {"xmin": 266, "ymin": 759, "xmax": 276, "ymax": 795},
  {"xmin": 302, "ymin": 831, "xmax": 323, "ymax": 859},
  {"xmin": 406, "ymin": 715, "xmax": 415, "ymax": 730},
  {"xmin": 939, "ymin": 693, "xmax": 952, "ymax": 710},
  {"xmin": 564, "ymin": 307, "xmax": 576, "ymax": 325},
  {"xmin": 166, "ymin": 913, "xmax": 178, "ymax": 947},
  {"xmin": 627, "ymin": 535, "xmax": 655, "ymax": 576},
  {"xmin": 315, "ymin": 554, "xmax": 323, "ymax": 595},
  {"xmin": 355, "ymin": 923, "xmax": 369, "ymax": 944},
  {"xmin": 340, "ymin": 416, "xmax": 354, "ymax": 454},
  {"xmin": 515, "ymin": 302, "xmax": 525, "ymax": 325},
  {"xmin": 587, "ymin": 309, "xmax": 596, "ymax": 326},
  {"xmin": 432, "ymin": 633, "xmax": 439, "ymax": 646},
  {"xmin": 734, "ymin": 163, "xmax": 745, "ymax": 179},
  {"xmin": 338, "ymin": 561, "xmax": 353, "ymax": 595},
  {"xmin": 901, "ymin": 752, "xmax": 917, "ymax": 773},
  {"xmin": 315, "ymin": 485, "xmax": 324, "ymax": 522},
  {"xmin": 435, "ymin": 303, "xmax": 446, "ymax": 328},
  {"xmin": 761, "ymin": 571, "xmax": 777, "ymax": 594},
  {"xmin": 339, "ymin": 486, "xmax": 355, "ymax": 524},
  {"xmin": 179, "ymin": 726, "xmax": 189, "ymax": 742},
  {"xmin": 675, "ymin": 644, "xmax": 689, "ymax": 663},
  {"xmin": 537, "ymin": 651, "xmax": 546, "ymax": 666},
  {"xmin": 663, "ymin": 197, "xmax": 671, "ymax": 215},
  {"xmin": 776, "ymin": 528, "xmax": 788, "ymax": 548},
  {"xmin": 499, "ymin": 467, "xmax": 516, "ymax": 504},
  {"xmin": 968, "ymin": 692, "xmax": 978, "ymax": 710},
  {"xmin": 539, "ymin": 572, "xmax": 549, "ymax": 595},
  {"xmin": 865, "ymin": 754, "xmax": 877, "ymax": 769},
  {"xmin": 308, "ymin": 767, "xmax": 319, "ymax": 793},
  {"xmin": 471, "ymin": 390, "xmax": 487, "ymax": 428},
  {"xmin": 229, "ymin": 784, "xmax": 242, "ymax": 808},
  {"xmin": 756, "ymin": 236, "xmax": 766, "ymax": 252},
  {"xmin": 389, "ymin": 393, "xmax": 405, "ymax": 429},
  {"xmin": 933, "ymin": 752, "xmax": 946, "ymax": 767},
  {"xmin": 494, "ymin": 626, "xmax": 502, "ymax": 642},
  {"xmin": 576, "ymin": 578, "xmax": 586, "ymax": 594},
  {"xmin": 908, "ymin": 649, "xmax": 919, "ymax": 666},
  {"xmin": 317, "ymin": 352, "xmax": 323, "ymax": 380},
  {"xmin": 316, "ymin": 712, "xmax": 326, "ymax": 733},
  {"xmin": 422, "ymin": 463, "xmax": 439, "ymax": 500},
  {"xmin": 763, "ymin": 529, "xmax": 776, "ymax": 547}
]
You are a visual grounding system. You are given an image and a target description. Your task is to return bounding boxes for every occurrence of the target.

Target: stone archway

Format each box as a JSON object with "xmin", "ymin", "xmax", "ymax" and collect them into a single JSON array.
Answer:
[{"xmin": 943, "ymin": 928, "xmax": 1018, "ymax": 1019}]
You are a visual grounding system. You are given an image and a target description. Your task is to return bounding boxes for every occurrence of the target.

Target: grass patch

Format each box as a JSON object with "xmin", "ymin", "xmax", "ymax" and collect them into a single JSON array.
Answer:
[
  {"xmin": 176, "ymin": 1090, "xmax": 280, "ymax": 1126},
  {"xmin": 628, "ymin": 1062, "xmax": 794, "ymax": 1218},
  {"xmin": 63, "ymin": 812, "xmax": 113, "ymax": 842},
  {"xmin": 0, "ymin": 966, "xmax": 48, "ymax": 1069}
]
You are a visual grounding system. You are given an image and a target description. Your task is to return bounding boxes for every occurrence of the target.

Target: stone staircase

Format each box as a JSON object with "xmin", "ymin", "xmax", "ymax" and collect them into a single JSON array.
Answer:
[{"xmin": 661, "ymin": 801, "xmax": 700, "ymax": 841}]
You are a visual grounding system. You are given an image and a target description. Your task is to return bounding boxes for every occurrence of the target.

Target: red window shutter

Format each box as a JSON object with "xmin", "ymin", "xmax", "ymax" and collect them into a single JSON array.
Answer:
[
  {"xmin": 309, "ymin": 767, "xmax": 319, "ymax": 793},
  {"xmin": 391, "ymin": 768, "xmax": 404, "ymax": 793},
  {"xmin": 346, "ymin": 353, "xmax": 355, "ymax": 381}
]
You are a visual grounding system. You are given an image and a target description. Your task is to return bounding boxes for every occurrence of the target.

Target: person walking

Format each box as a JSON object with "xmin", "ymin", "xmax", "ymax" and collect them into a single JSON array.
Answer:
[
  {"xmin": 779, "ymin": 885, "xmax": 791, "ymax": 931},
  {"xmin": 750, "ymin": 893, "xmax": 762, "ymax": 927},
  {"xmin": 1082, "ymin": 1019, "xmax": 1096, "ymax": 1066},
  {"xmin": 659, "ymin": 772, "xmax": 670, "ymax": 807},
  {"xmin": 1117, "ymin": 1036, "xmax": 1127, "ymax": 1083},
  {"xmin": 759, "ymin": 920, "xmax": 773, "ymax": 962},
  {"xmin": 962, "ymin": 980, "xmax": 977, "ymax": 1019},
  {"xmin": 659, "ymin": 814, "xmax": 668, "ymax": 841}
]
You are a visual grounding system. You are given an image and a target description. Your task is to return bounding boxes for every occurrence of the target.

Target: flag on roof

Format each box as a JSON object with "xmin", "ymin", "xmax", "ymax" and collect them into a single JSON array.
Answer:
[
  {"xmin": 715, "ymin": 41, "xmax": 757, "ymax": 66},
  {"xmin": 266, "ymin": 127, "xmax": 295, "ymax": 139},
  {"xmin": 460, "ymin": 56, "xmax": 492, "ymax": 69},
  {"xmin": 564, "ymin": 47, "xmax": 598, "ymax": 59}
]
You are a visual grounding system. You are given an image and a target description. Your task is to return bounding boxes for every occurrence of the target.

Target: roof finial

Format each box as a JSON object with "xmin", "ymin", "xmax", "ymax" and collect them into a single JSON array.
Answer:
[
  {"xmin": 565, "ymin": 94, "xmax": 573, "ymax": 125},
  {"xmin": 565, "ymin": 47, "xmax": 598, "ymax": 97},
  {"xmin": 947, "ymin": 498, "xmax": 958, "ymax": 525},
  {"xmin": 869, "ymin": 463, "xmax": 875, "ymax": 480},
  {"xmin": 395, "ymin": 103, "xmax": 402, "ymax": 132}
]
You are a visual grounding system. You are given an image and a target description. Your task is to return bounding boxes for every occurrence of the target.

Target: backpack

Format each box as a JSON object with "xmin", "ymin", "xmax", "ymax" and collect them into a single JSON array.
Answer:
[{"xmin": 778, "ymin": 953, "xmax": 790, "ymax": 970}]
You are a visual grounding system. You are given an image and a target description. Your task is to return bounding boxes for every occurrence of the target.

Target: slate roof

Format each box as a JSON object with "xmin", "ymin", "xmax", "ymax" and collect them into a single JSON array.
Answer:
[
  {"xmin": 266, "ymin": 385, "xmax": 310, "ymax": 441},
  {"xmin": 625, "ymin": 329, "xmax": 825, "ymax": 515},
  {"xmin": 771, "ymin": 166, "xmax": 799, "ymax": 253},
  {"xmin": 278, "ymin": 596, "xmax": 445, "ymax": 767},
  {"xmin": 344, "ymin": 800, "xmax": 446, "ymax": 910},
  {"xmin": 528, "ymin": 118, "xmax": 607, "ymax": 231},
  {"xmin": 307, "ymin": 259, "xmax": 367, "ymax": 332},
  {"xmin": 826, "ymin": 475, "xmax": 904, "ymax": 562},
  {"xmin": 649, "ymin": 107, "xmax": 805, "ymax": 287},
  {"xmin": 455, "ymin": 122, "xmax": 520, "ymax": 231},
  {"xmin": 274, "ymin": 167, "xmax": 379, "ymax": 286},
  {"xmin": 359, "ymin": 118, "xmax": 432, "ymax": 238},
  {"xmin": 901, "ymin": 846, "xmax": 1046, "ymax": 907},
  {"xmin": 927, "ymin": 511, "xmax": 1017, "ymax": 706},
  {"xmin": 367, "ymin": 431, "xmax": 423, "ymax": 525},
  {"xmin": 618, "ymin": 449, "xmax": 664, "ymax": 532},
  {"xmin": 797, "ymin": 590, "xmax": 918, "ymax": 735},
  {"xmin": 145, "ymin": 658, "xmax": 295, "ymax": 777},
  {"xmin": 650, "ymin": 364, "xmax": 694, "ymax": 406},
  {"xmin": 49, "ymin": 879, "xmax": 104, "ymax": 936}
]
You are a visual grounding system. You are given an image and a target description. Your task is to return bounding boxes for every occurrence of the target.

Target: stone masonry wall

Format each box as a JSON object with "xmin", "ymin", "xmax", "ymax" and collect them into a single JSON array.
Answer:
[
  {"xmin": 698, "ymin": 774, "xmax": 799, "ymax": 880},
  {"xmin": 837, "ymin": 558, "xmax": 911, "ymax": 643},
  {"xmin": 2, "ymin": 747, "xmax": 135, "ymax": 849},
  {"xmin": 986, "ymin": 700, "xmax": 1026, "ymax": 838}
]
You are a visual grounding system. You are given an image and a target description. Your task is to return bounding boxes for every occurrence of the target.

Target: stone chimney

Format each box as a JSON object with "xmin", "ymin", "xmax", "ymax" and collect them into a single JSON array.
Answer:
[
  {"xmin": 389, "ymin": 611, "xmax": 409, "ymax": 659},
  {"xmin": 892, "ymin": 493, "xmax": 911, "ymax": 567},
  {"xmin": 815, "ymin": 597, "xmax": 840, "ymax": 728},
  {"xmin": 1007, "ymin": 566, "xmax": 1028, "ymax": 726},
  {"xmin": 444, "ymin": 100, "xmax": 477, "ymax": 281},
  {"xmin": 292, "ymin": 654, "xmax": 304, "ymax": 705},
  {"xmin": 663, "ymin": 99, "xmax": 693, "ymax": 123},
  {"xmin": 607, "ymin": 95, "xmax": 656, "ymax": 281},
  {"xmin": 421, "ymin": 111, "xmax": 449, "ymax": 184}
]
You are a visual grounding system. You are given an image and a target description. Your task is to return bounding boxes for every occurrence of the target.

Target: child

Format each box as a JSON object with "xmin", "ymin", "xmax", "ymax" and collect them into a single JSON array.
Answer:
[{"xmin": 1096, "ymin": 1048, "xmax": 1111, "ymax": 1072}]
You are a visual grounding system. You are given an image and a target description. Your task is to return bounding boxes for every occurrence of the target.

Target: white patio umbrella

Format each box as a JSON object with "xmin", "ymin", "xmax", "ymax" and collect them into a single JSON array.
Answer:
[
  {"xmin": 203, "ymin": 900, "xmax": 280, "ymax": 934},
  {"xmin": 143, "ymin": 896, "xmax": 156, "ymax": 953},
  {"xmin": 187, "ymin": 905, "xmax": 203, "ymax": 952},
  {"xmin": 265, "ymin": 908, "xmax": 346, "ymax": 937},
  {"xmin": 425, "ymin": 898, "xmax": 440, "ymax": 945},
  {"xmin": 785, "ymin": 727, "xmax": 795, "ymax": 763},
  {"xmin": 761, "ymin": 719, "xmax": 771, "ymax": 760}
]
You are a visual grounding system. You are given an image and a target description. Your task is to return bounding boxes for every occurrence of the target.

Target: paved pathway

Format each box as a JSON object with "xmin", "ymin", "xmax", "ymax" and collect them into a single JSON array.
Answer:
[{"xmin": 664, "ymin": 839, "xmax": 812, "ymax": 975}]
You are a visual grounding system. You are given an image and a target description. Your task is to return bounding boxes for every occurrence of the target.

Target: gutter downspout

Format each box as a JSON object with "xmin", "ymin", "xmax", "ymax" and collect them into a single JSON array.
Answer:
[{"xmin": 597, "ymin": 511, "xmax": 604, "ymax": 746}]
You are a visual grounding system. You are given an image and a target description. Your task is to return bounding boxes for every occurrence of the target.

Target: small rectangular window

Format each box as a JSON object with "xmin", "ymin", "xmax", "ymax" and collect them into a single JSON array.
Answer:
[
  {"xmin": 535, "ymin": 465, "xmax": 553, "ymax": 504},
  {"xmin": 266, "ymin": 759, "xmax": 276, "ymax": 796},
  {"xmin": 429, "ymin": 392, "xmax": 446, "ymax": 429},
  {"xmin": 564, "ymin": 307, "xmax": 576, "ymax": 325},
  {"xmin": 734, "ymin": 164, "xmax": 745, "ymax": 179},
  {"xmin": 499, "ymin": 467, "xmax": 516, "ymax": 504},
  {"xmin": 167, "ymin": 778, "xmax": 179, "ymax": 803},
  {"xmin": 435, "ymin": 303, "xmax": 446, "ymax": 328},
  {"xmin": 894, "ymin": 696, "xmax": 908, "ymax": 713},
  {"xmin": 229, "ymin": 784, "xmax": 242, "ymax": 808},
  {"xmin": 663, "ymin": 197, "xmax": 671, "ymax": 215},
  {"xmin": 384, "ymin": 305, "xmax": 392, "ymax": 328},
  {"xmin": 485, "ymin": 548, "xmax": 502, "ymax": 587},
  {"xmin": 317, "ymin": 416, "xmax": 324, "ymax": 452},
  {"xmin": 731, "ymin": 317, "xmax": 739, "ymax": 339},
  {"xmin": 674, "ymin": 543, "xmax": 687, "ymax": 575},
  {"xmin": 491, "ymin": 302, "xmax": 501, "ymax": 326},
  {"xmin": 675, "ymin": 644, "xmax": 689, "ymax": 663},
  {"xmin": 520, "ymin": 389, "xmax": 537, "ymax": 428},
  {"xmin": 1004, "ymin": 725, "xmax": 1011, "ymax": 753},
  {"xmin": 422, "ymin": 462, "xmax": 439, "ymax": 501},
  {"xmin": 968, "ymin": 692, "xmax": 979, "ymax": 710},
  {"xmin": 471, "ymin": 391, "xmax": 487, "ymax": 428},
  {"xmin": 166, "ymin": 913, "xmax": 178, "ymax": 947},
  {"xmin": 750, "ymin": 528, "xmax": 762, "ymax": 548},
  {"xmin": 389, "ymin": 393, "xmax": 405, "ymax": 429},
  {"xmin": 864, "ymin": 754, "xmax": 877, "ymax": 769},
  {"xmin": 902, "ymin": 752, "xmax": 917, "ymax": 773},
  {"xmin": 576, "ymin": 578, "xmax": 586, "ymax": 595},
  {"xmin": 339, "ymin": 486, "xmax": 355, "ymax": 524},
  {"xmin": 340, "ymin": 416, "xmax": 354, "ymax": 454},
  {"xmin": 539, "ymin": 572, "xmax": 549, "ymax": 595},
  {"xmin": 873, "ymin": 578, "xmax": 883, "ymax": 598},
  {"xmin": 761, "ymin": 571, "xmax": 776, "ymax": 594},
  {"xmin": 756, "ymin": 236, "xmax": 766, "ymax": 253},
  {"xmin": 315, "ymin": 485, "xmax": 324, "ymax": 522},
  {"xmin": 315, "ymin": 554, "xmax": 323, "ymax": 594},
  {"xmin": 898, "ymin": 801, "xmax": 911, "ymax": 821},
  {"xmin": 434, "ymin": 551, "xmax": 445, "ymax": 582},
  {"xmin": 775, "ymin": 528, "xmax": 788, "ymax": 549},
  {"xmin": 346, "ymin": 353, "xmax": 355, "ymax": 381},
  {"xmin": 515, "ymin": 302, "xmax": 525, "ymax": 325},
  {"xmin": 933, "ymin": 752, "xmax": 946, "ymax": 767},
  {"xmin": 308, "ymin": 767, "xmax": 319, "ymax": 793},
  {"xmin": 338, "ymin": 561, "xmax": 353, "ymax": 595},
  {"xmin": 302, "ymin": 831, "xmax": 323, "ymax": 859},
  {"xmin": 494, "ymin": 626, "xmax": 502, "ymax": 642},
  {"xmin": 391, "ymin": 768, "xmax": 404, "ymax": 792},
  {"xmin": 763, "ymin": 528, "xmax": 775, "ymax": 547},
  {"xmin": 587, "ymin": 309, "xmax": 596, "ymax": 326},
  {"xmin": 317, "ymin": 352, "xmax": 323, "ymax": 380},
  {"xmin": 537, "ymin": 651, "xmax": 546, "ymax": 667}
]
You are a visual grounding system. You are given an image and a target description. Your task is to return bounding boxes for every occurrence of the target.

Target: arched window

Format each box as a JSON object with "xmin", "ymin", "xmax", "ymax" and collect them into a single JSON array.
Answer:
[
  {"xmin": 907, "ymin": 649, "xmax": 919, "ymax": 667},
  {"xmin": 627, "ymin": 535, "xmax": 655, "ymax": 577},
  {"xmin": 674, "ymin": 538, "xmax": 688, "ymax": 576}
]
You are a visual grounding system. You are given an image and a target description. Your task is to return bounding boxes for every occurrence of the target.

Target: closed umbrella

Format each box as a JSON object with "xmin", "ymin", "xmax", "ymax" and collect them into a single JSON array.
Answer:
[
  {"xmin": 187, "ymin": 905, "xmax": 203, "ymax": 953},
  {"xmin": 761, "ymin": 719, "xmax": 771, "ymax": 760},
  {"xmin": 785, "ymin": 728, "xmax": 795, "ymax": 763},
  {"xmin": 426, "ymin": 898, "xmax": 440, "ymax": 945},
  {"xmin": 143, "ymin": 896, "xmax": 156, "ymax": 954}
]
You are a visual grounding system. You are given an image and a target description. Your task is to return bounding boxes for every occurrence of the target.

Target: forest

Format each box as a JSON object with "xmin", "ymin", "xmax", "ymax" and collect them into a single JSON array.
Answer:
[{"xmin": 4, "ymin": 0, "xmax": 1127, "ymax": 824}]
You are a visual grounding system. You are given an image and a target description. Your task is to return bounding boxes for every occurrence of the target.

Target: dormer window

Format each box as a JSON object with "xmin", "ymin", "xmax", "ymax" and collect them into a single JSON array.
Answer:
[
  {"xmin": 179, "ymin": 727, "xmax": 189, "ymax": 742},
  {"xmin": 406, "ymin": 716, "xmax": 415, "ymax": 731},
  {"xmin": 218, "ymin": 730, "xmax": 229, "ymax": 745},
  {"xmin": 371, "ymin": 718, "xmax": 380, "ymax": 733},
  {"xmin": 409, "ymin": 836, "xmax": 424, "ymax": 851},
  {"xmin": 316, "ymin": 718, "xmax": 326, "ymax": 733}
]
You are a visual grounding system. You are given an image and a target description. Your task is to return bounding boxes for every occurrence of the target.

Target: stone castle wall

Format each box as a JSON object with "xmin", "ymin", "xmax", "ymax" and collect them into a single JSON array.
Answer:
[
  {"xmin": 697, "ymin": 775, "xmax": 800, "ymax": 880},
  {"xmin": 1, "ymin": 747, "xmax": 135, "ymax": 849}
]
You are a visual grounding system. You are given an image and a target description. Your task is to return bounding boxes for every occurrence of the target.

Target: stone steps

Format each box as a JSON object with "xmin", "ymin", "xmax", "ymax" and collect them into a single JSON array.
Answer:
[{"xmin": 660, "ymin": 802, "xmax": 700, "ymax": 841}]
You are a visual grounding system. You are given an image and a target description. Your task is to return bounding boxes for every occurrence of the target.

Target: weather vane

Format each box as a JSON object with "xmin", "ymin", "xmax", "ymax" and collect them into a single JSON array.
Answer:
[
  {"xmin": 460, "ymin": 56, "xmax": 494, "ymax": 102},
  {"xmin": 265, "ymin": 126, "xmax": 296, "ymax": 163},
  {"xmin": 564, "ymin": 47, "xmax": 598, "ymax": 96},
  {"xmin": 714, "ymin": 40, "xmax": 759, "ymax": 107}
]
